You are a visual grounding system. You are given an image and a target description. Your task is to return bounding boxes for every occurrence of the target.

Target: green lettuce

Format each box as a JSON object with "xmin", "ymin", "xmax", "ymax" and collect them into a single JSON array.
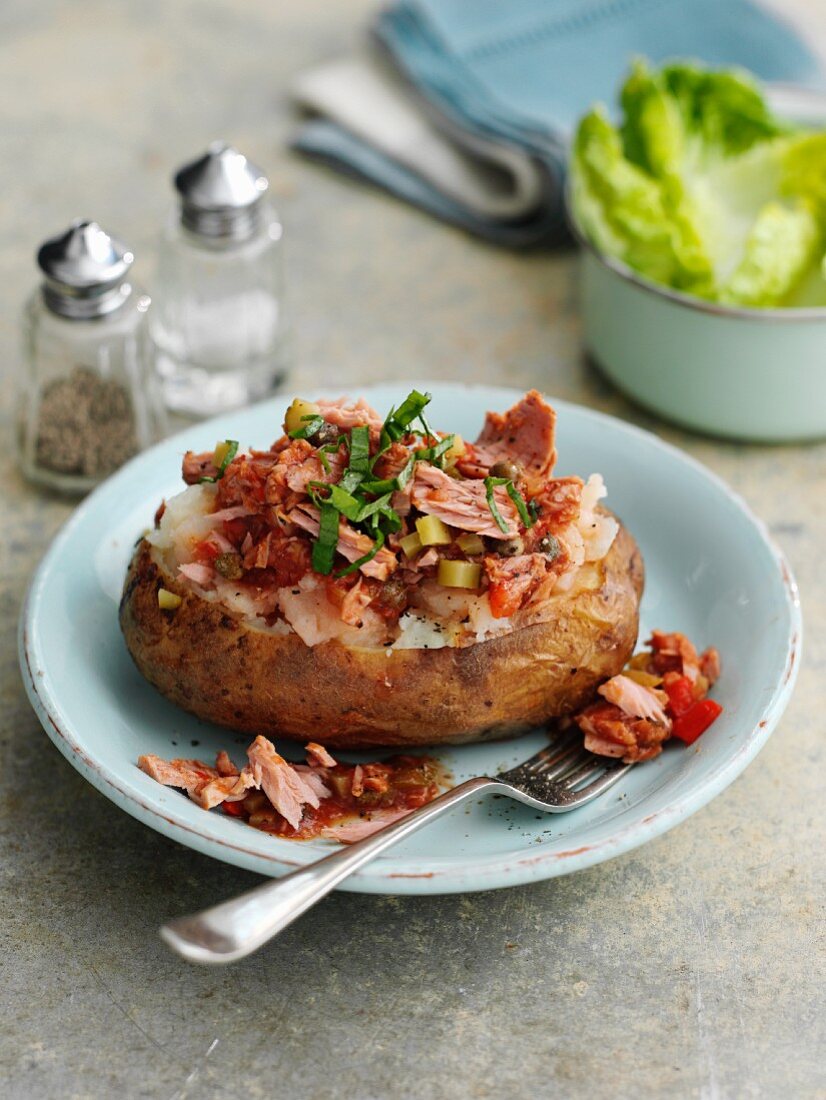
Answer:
[
  {"xmin": 570, "ymin": 59, "xmax": 826, "ymax": 308},
  {"xmin": 721, "ymin": 200, "xmax": 821, "ymax": 307}
]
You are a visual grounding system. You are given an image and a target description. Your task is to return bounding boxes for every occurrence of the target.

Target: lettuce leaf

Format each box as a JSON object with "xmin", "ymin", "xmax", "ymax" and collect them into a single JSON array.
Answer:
[
  {"xmin": 781, "ymin": 132, "xmax": 826, "ymax": 209},
  {"xmin": 572, "ymin": 107, "xmax": 714, "ymax": 295},
  {"xmin": 571, "ymin": 59, "xmax": 826, "ymax": 309},
  {"xmin": 721, "ymin": 200, "xmax": 821, "ymax": 307}
]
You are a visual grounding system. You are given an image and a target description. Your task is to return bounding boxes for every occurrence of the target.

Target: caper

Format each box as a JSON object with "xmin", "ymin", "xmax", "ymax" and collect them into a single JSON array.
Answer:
[
  {"xmin": 489, "ymin": 459, "xmax": 521, "ymax": 481},
  {"xmin": 215, "ymin": 552, "xmax": 244, "ymax": 580},
  {"xmin": 309, "ymin": 421, "xmax": 340, "ymax": 448},
  {"xmin": 378, "ymin": 576, "xmax": 408, "ymax": 611},
  {"xmin": 499, "ymin": 536, "xmax": 524, "ymax": 557},
  {"xmin": 538, "ymin": 534, "xmax": 561, "ymax": 562}
]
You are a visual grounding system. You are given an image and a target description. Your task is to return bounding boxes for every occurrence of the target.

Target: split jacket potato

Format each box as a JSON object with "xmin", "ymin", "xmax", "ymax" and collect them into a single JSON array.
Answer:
[{"xmin": 120, "ymin": 390, "xmax": 643, "ymax": 747}]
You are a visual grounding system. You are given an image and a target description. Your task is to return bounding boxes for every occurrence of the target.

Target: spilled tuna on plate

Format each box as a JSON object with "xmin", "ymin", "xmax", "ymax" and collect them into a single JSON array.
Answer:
[{"xmin": 137, "ymin": 628, "xmax": 722, "ymax": 843}]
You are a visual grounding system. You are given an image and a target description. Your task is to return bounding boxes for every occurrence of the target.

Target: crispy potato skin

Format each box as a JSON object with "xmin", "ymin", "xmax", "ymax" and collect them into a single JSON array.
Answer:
[{"xmin": 119, "ymin": 522, "xmax": 643, "ymax": 748}]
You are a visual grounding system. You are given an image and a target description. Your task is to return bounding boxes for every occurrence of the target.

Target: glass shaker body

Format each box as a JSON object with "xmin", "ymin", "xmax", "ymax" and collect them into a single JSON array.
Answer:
[
  {"xmin": 16, "ymin": 286, "xmax": 165, "ymax": 494},
  {"xmin": 151, "ymin": 204, "xmax": 288, "ymax": 417}
]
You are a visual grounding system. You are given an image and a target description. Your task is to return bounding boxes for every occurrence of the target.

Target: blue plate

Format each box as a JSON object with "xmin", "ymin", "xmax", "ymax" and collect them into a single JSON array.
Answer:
[{"xmin": 19, "ymin": 384, "xmax": 801, "ymax": 894}]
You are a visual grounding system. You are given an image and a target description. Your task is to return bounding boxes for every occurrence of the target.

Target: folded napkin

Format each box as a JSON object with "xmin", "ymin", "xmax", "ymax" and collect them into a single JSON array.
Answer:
[{"xmin": 292, "ymin": 0, "xmax": 820, "ymax": 246}]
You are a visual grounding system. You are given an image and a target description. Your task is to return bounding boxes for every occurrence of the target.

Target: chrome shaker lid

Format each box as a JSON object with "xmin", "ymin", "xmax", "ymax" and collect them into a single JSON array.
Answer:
[
  {"xmin": 174, "ymin": 141, "xmax": 269, "ymax": 240},
  {"xmin": 37, "ymin": 220, "xmax": 134, "ymax": 319}
]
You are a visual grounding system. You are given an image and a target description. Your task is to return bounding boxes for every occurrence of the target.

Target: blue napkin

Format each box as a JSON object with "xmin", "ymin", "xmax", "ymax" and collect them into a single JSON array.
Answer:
[{"xmin": 293, "ymin": 0, "xmax": 820, "ymax": 247}]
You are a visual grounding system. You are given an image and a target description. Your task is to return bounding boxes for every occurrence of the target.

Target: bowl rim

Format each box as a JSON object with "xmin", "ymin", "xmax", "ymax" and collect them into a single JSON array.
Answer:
[{"xmin": 564, "ymin": 81, "xmax": 826, "ymax": 324}]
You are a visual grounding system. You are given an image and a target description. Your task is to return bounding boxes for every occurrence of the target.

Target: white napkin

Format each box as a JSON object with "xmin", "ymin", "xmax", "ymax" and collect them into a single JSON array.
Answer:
[{"xmin": 292, "ymin": 54, "xmax": 545, "ymax": 221}]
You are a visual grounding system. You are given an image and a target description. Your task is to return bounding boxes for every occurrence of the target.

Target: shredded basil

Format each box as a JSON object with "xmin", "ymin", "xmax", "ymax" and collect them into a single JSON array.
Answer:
[
  {"xmin": 393, "ymin": 390, "xmax": 431, "ymax": 431},
  {"xmin": 349, "ymin": 426, "xmax": 370, "ymax": 474},
  {"xmin": 318, "ymin": 484, "xmax": 395, "ymax": 526},
  {"xmin": 199, "ymin": 439, "xmax": 239, "ymax": 483},
  {"xmin": 334, "ymin": 529, "xmax": 386, "ymax": 578},
  {"xmin": 483, "ymin": 476, "xmax": 511, "ymax": 534},
  {"xmin": 317, "ymin": 435, "xmax": 347, "ymax": 475},
  {"xmin": 376, "ymin": 503, "xmax": 402, "ymax": 532},
  {"xmin": 339, "ymin": 469, "xmax": 365, "ymax": 494},
  {"xmin": 416, "ymin": 433, "xmax": 454, "ymax": 468},
  {"xmin": 354, "ymin": 491, "xmax": 395, "ymax": 524},
  {"xmin": 219, "ymin": 440, "xmax": 239, "ymax": 475},
  {"xmin": 312, "ymin": 502, "xmax": 339, "ymax": 574},
  {"xmin": 395, "ymin": 453, "xmax": 417, "ymax": 489},
  {"xmin": 506, "ymin": 482, "xmax": 534, "ymax": 528},
  {"xmin": 359, "ymin": 476, "xmax": 396, "ymax": 495},
  {"xmin": 323, "ymin": 484, "xmax": 364, "ymax": 522},
  {"xmin": 289, "ymin": 415, "xmax": 325, "ymax": 440},
  {"xmin": 375, "ymin": 390, "xmax": 432, "ymax": 456},
  {"xmin": 300, "ymin": 390, "xmax": 460, "ymax": 575},
  {"xmin": 483, "ymin": 475, "xmax": 535, "ymax": 532},
  {"xmin": 362, "ymin": 452, "xmax": 418, "ymax": 496}
]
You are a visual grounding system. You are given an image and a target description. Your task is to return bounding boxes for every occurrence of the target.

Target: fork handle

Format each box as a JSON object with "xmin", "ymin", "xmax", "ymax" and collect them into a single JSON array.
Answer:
[{"xmin": 160, "ymin": 776, "xmax": 498, "ymax": 964}]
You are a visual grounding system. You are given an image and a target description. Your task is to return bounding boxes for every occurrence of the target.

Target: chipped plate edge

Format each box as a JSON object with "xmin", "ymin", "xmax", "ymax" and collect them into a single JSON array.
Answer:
[{"xmin": 19, "ymin": 384, "xmax": 802, "ymax": 894}]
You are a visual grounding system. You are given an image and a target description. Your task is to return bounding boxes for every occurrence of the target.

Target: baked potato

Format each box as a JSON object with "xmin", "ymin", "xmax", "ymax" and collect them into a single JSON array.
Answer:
[{"xmin": 120, "ymin": 390, "xmax": 644, "ymax": 748}]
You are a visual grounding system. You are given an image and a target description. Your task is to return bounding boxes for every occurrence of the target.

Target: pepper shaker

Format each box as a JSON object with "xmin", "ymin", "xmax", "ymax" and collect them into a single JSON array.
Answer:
[
  {"xmin": 151, "ymin": 142, "xmax": 288, "ymax": 417},
  {"xmin": 15, "ymin": 219, "xmax": 166, "ymax": 495}
]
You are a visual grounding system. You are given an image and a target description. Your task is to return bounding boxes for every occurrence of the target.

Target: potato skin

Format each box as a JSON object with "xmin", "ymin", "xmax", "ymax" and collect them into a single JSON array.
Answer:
[{"xmin": 119, "ymin": 522, "xmax": 643, "ymax": 748}]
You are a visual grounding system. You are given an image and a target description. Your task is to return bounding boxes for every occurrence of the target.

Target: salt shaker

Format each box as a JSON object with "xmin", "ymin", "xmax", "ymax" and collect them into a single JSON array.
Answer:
[
  {"xmin": 15, "ymin": 220, "xmax": 165, "ymax": 495},
  {"xmin": 151, "ymin": 142, "xmax": 288, "ymax": 417}
]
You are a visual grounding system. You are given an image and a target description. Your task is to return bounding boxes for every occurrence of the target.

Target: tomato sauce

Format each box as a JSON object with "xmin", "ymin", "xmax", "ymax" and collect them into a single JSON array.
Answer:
[{"xmin": 221, "ymin": 754, "xmax": 446, "ymax": 840}]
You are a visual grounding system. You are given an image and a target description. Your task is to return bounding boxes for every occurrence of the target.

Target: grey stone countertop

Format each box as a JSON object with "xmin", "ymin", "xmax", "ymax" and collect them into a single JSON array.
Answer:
[{"xmin": 1, "ymin": 2, "xmax": 824, "ymax": 1097}]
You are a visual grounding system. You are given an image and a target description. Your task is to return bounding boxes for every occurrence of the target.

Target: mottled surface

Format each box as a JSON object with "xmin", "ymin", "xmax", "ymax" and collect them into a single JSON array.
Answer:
[
  {"xmin": 118, "ymin": 524, "xmax": 641, "ymax": 748},
  {"xmin": 1, "ymin": 2, "xmax": 824, "ymax": 1098}
]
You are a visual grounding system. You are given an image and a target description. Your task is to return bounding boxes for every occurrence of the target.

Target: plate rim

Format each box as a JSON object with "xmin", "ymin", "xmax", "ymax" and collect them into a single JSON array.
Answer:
[{"xmin": 19, "ymin": 383, "xmax": 803, "ymax": 894}]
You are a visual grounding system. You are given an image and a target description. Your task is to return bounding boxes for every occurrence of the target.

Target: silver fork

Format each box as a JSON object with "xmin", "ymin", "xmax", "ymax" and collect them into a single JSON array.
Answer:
[{"xmin": 160, "ymin": 728, "xmax": 632, "ymax": 964}]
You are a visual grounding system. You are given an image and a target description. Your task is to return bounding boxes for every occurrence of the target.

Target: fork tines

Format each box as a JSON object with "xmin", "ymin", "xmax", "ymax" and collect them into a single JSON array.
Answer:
[{"xmin": 500, "ymin": 725, "xmax": 631, "ymax": 810}]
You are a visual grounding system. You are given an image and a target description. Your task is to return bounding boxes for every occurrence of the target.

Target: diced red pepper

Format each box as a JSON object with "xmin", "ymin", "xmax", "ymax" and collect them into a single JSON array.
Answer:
[
  {"xmin": 488, "ymin": 582, "xmax": 523, "ymax": 620},
  {"xmin": 221, "ymin": 799, "xmax": 245, "ymax": 817},
  {"xmin": 662, "ymin": 673, "xmax": 696, "ymax": 717},
  {"xmin": 194, "ymin": 538, "xmax": 221, "ymax": 563},
  {"xmin": 671, "ymin": 698, "xmax": 723, "ymax": 745}
]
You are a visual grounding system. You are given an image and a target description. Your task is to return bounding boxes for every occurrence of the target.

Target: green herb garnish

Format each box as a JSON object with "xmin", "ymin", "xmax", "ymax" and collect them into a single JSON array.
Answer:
[
  {"xmin": 506, "ymin": 482, "xmax": 534, "ymax": 528},
  {"xmin": 355, "ymin": 492, "xmax": 395, "ymax": 525},
  {"xmin": 375, "ymin": 390, "xmax": 432, "ymax": 457},
  {"xmin": 416, "ymin": 434, "xmax": 455, "ymax": 468},
  {"xmin": 322, "ymin": 484, "xmax": 364, "ymax": 522},
  {"xmin": 199, "ymin": 439, "xmax": 239, "ymax": 483},
  {"xmin": 483, "ymin": 475, "xmax": 535, "ymax": 533},
  {"xmin": 334, "ymin": 528, "xmax": 387, "ymax": 578},
  {"xmin": 360, "ymin": 451, "xmax": 418, "ymax": 496},
  {"xmin": 484, "ymin": 476, "xmax": 511, "ymax": 534},
  {"xmin": 392, "ymin": 390, "xmax": 431, "ymax": 432},
  {"xmin": 359, "ymin": 476, "xmax": 396, "ymax": 495},
  {"xmin": 289, "ymin": 415, "xmax": 325, "ymax": 440},
  {"xmin": 349, "ymin": 425, "xmax": 371, "ymax": 474},
  {"xmin": 395, "ymin": 452, "xmax": 417, "ymax": 489},
  {"xmin": 338, "ymin": 468, "xmax": 365, "ymax": 494},
  {"xmin": 303, "ymin": 390, "xmax": 457, "ymax": 575},
  {"xmin": 315, "ymin": 483, "xmax": 396, "ymax": 527},
  {"xmin": 317, "ymin": 434, "xmax": 348, "ymax": 475},
  {"xmin": 312, "ymin": 501, "xmax": 340, "ymax": 574},
  {"xmin": 417, "ymin": 408, "xmax": 435, "ymax": 445}
]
